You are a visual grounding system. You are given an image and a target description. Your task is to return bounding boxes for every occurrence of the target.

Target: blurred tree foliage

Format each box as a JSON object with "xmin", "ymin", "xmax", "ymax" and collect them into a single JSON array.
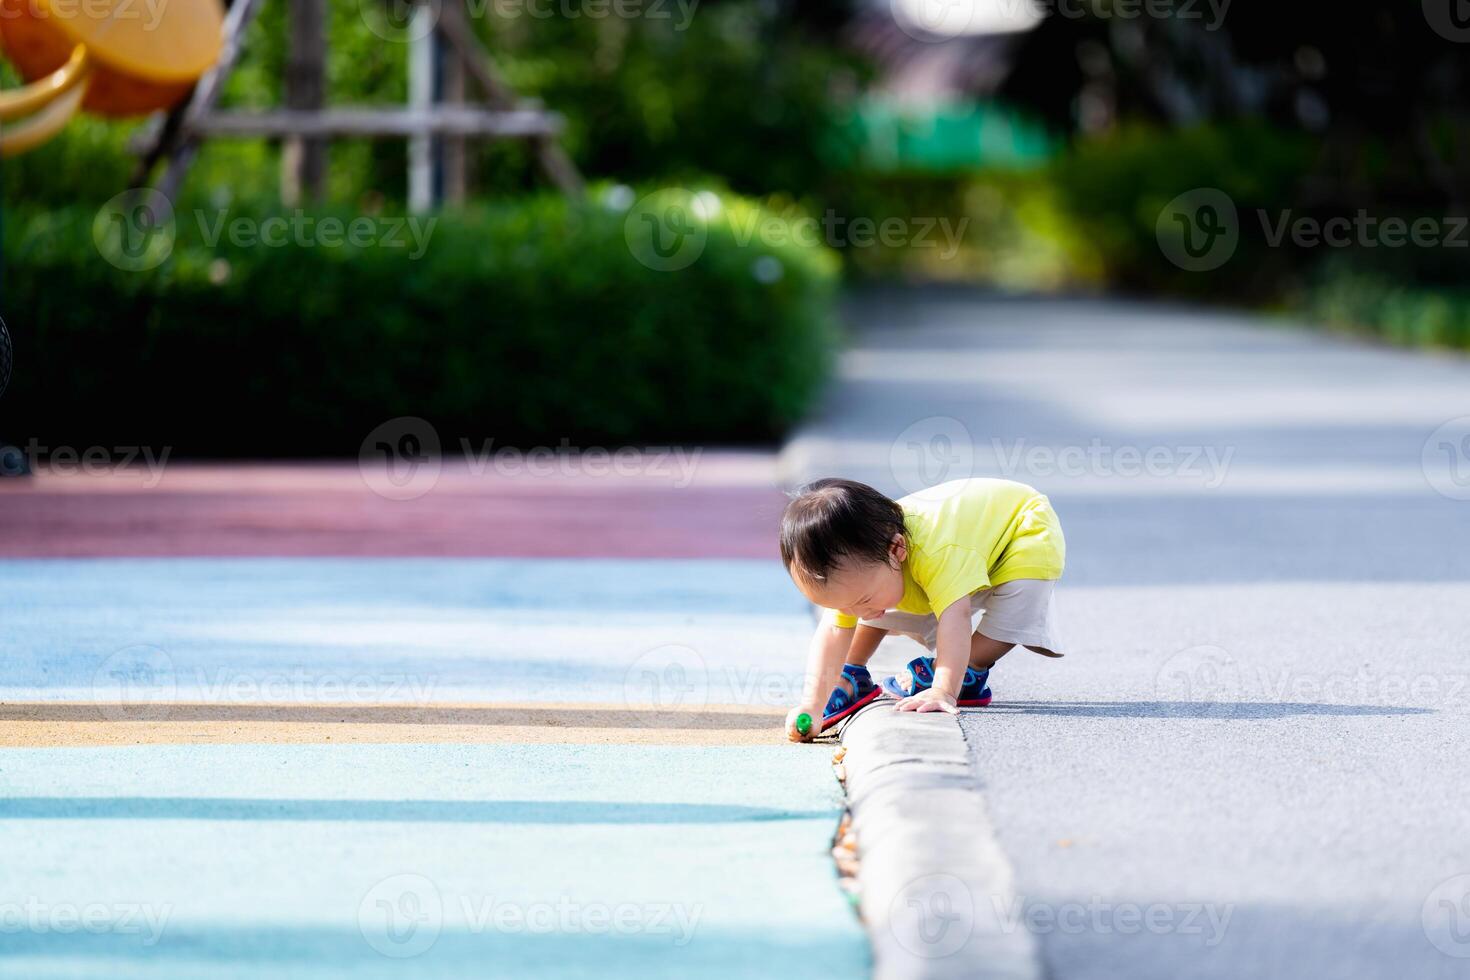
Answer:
[
  {"xmin": 474, "ymin": 0, "xmax": 865, "ymax": 195},
  {"xmin": 209, "ymin": 0, "xmax": 867, "ymax": 206},
  {"xmin": 6, "ymin": 0, "xmax": 1470, "ymax": 352},
  {"xmin": 1002, "ymin": 1, "xmax": 1470, "ymax": 213},
  {"xmin": 0, "ymin": 0, "xmax": 866, "ymax": 211}
]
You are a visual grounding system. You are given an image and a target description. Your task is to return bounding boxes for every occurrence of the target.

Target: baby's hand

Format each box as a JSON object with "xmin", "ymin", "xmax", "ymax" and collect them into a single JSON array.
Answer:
[
  {"xmin": 895, "ymin": 687, "xmax": 958, "ymax": 715},
  {"xmin": 784, "ymin": 705, "xmax": 820, "ymax": 743}
]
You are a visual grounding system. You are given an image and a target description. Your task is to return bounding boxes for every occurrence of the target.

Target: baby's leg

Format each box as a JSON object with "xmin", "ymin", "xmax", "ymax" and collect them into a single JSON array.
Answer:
[
  {"xmin": 968, "ymin": 632, "xmax": 1015, "ymax": 672},
  {"xmin": 845, "ymin": 624, "xmax": 888, "ymax": 667}
]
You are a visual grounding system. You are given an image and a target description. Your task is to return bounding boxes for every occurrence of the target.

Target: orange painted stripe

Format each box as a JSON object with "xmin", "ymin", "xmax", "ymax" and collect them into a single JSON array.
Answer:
[{"xmin": 0, "ymin": 702, "xmax": 800, "ymax": 747}]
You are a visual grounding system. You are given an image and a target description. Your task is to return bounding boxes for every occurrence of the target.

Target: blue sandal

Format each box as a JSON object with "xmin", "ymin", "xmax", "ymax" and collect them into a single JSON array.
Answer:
[
  {"xmin": 820, "ymin": 664, "xmax": 883, "ymax": 732},
  {"xmin": 880, "ymin": 656, "xmax": 992, "ymax": 707}
]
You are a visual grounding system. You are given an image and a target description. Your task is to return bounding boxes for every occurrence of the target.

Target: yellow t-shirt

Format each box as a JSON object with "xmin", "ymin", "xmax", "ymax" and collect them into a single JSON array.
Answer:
[{"xmin": 831, "ymin": 478, "xmax": 1065, "ymax": 629}]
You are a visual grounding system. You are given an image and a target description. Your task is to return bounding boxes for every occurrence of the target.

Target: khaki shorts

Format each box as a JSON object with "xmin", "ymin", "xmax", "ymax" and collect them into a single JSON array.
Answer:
[{"xmin": 856, "ymin": 578, "xmax": 1064, "ymax": 657}]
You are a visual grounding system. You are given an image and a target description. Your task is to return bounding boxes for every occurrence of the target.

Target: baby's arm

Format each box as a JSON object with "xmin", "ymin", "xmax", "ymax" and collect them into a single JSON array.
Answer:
[
  {"xmin": 785, "ymin": 618, "xmax": 854, "ymax": 742},
  {"xmin": 896, "ymin": 597, "xmax": 970, "ymax": 714}
]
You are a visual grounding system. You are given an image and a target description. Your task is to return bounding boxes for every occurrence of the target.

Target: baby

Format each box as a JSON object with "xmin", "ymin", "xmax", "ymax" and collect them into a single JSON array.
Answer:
[{"xmin": 779, "ymin": 477, "xmax": 1066, "ymax": 741}]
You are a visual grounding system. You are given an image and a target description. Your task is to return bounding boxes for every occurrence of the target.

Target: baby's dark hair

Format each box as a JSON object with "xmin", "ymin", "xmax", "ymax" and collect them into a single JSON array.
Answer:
[{"xmin": 780, "ymin": 478, "xmax": 906, "ymax": 584}]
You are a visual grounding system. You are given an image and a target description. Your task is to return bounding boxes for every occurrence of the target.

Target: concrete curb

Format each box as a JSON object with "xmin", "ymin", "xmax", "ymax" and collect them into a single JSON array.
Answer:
[{"xmin": 839, "ymin": 701, "xmax": 1042, "ymax": 980}]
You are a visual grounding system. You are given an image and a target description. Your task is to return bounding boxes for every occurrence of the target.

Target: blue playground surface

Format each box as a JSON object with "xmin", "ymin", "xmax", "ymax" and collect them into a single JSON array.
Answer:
[
  {"xmin": 0, "ymin": 557, "xmax": 868, "ymax": 978},
  {"xmin": 0, "ymin": 558, "xmax": 808, "ymax": 704}
]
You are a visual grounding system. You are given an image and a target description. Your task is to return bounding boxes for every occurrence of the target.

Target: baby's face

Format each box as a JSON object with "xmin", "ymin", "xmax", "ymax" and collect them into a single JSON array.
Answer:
[{"xmin": 796, "ymin": 534, "xmax": 907, "ymax": 622}]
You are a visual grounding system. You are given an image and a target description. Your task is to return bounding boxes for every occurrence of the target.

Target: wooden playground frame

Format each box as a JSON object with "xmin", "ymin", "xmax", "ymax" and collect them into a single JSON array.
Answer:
[{"xmin": 130, "ymin": 0, "xmax": 582, "ymax": 209}]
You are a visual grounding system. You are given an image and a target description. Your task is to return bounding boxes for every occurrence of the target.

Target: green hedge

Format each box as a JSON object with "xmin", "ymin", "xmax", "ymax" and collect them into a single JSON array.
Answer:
[
  {"xmin": 1302, "ymin": 267, "xmax": 1470, "ymax": 351},
  {"xmin": 1049, "ymin": 121, "xmax": 1316, "ymax": 298},
  {"xmin": 0, "ymin": 189, "xmax": 841, "ymax": 455},
  {"xmin": 818, "ymin": 168, "xmax": 1104, "ymax": 289},
  {"xmin": 796, "ymin": 122, "xmax": 1313, "ymax": 293}
]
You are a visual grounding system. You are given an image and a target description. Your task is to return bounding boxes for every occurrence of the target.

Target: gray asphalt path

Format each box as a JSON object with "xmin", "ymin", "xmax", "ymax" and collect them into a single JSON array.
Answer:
[{"xmin": 784, "ymin": 289, "xmax": 1470, "ymax": 980}]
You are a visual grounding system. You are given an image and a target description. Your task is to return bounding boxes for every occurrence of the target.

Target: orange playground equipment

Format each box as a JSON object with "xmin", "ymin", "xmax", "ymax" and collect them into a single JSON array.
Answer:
[{"xmin": 0, "ymin": 0, "xmax": 223, "ymax": 156}]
